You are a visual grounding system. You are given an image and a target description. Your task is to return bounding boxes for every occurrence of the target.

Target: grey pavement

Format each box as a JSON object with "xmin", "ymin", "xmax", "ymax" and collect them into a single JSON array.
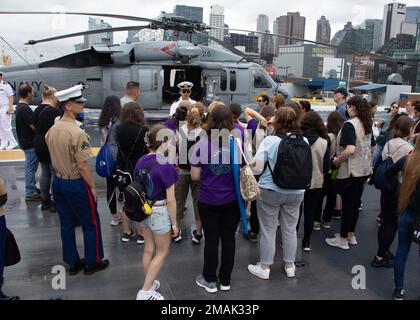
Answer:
[{"xmin": 0, "ymin": 161, "xmax": 418, "ymax": 300}]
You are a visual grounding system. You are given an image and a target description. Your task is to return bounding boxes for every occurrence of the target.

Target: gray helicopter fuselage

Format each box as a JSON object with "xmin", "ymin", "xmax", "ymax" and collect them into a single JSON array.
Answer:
[{"xmin": 1, "ymin": 41, "xmax": 281, "ymax": 110}]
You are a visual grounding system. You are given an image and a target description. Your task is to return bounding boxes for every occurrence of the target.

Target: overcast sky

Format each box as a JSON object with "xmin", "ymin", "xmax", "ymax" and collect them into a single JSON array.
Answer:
[{"xmin": 0, "ymin": 0, "xmax": 419, "ymax": 64}]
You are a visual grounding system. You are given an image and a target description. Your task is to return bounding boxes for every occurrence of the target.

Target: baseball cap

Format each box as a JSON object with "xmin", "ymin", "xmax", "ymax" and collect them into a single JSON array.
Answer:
[{"xmin": 334, "ymin": 88, "xmax": 348, "ymax": 97}]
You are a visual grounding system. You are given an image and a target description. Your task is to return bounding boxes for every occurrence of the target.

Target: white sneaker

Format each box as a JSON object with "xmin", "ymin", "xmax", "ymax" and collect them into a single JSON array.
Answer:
[
  {"xmin": 5, "ymin": 143, "xmax": 18, "ymax": 150},
  {"xmin": 284, "ymin": 263, "xmax": 296, "ymax": 278},
  {"xmin": 172, "ymin": 230, "xmax": 182, "ymax": 243},
  {"xmin": 321, "ymin": 220, "xmax": 331, "ymax": 229},
  {"xmin": 136, "ymin": 289, "xmax": 164, "ymax": 300},
  {"xmin": 110, "ymin": 215, "xmax": 122, "ymax": 226},
  {"xmin": 347, "ymin": 236, "xmax": 358, "ymax": 246},
  {"xmin": 220, "ymin": 284, "xmax": 230, "ymax": 291},
  {"xmin": 152, "ymin": 280, "xmax": 160, "ymax": 291},
  {"xmin": 0, "ymin": 145, "xmax": 7, "ymax": 150},
  {"xmin": 325, "ymin": 234, "xmax": 350, "ymax": 250},
  {"xmin": 313, "ymin": 222, "xmax": 321, "ymax": 231},
  {"xmin": 247, "ymin": 262, "xmax": 270, "ymax": 280}
]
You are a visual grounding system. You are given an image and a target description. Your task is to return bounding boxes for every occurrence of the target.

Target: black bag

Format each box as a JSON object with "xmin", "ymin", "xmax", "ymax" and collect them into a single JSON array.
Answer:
[
  {"xmin": 178, "ymin": 128, "xmax": 201, "ymax": 171},
  {"xmin": 114, "ymin": 128, "xmax": 143, "ymax": 192},
  {"xmin": 123, "ymin": 161, "xmax": 162, "ymax": 222},
  {"xmin": 374, "ymin": 157, "xmax": 396, "ymax": 192},
  {"xmin": 267, "ymin": 133, "xmax": 312, "ymax": 190},
  {"xmin": 5, "ymin": 228, "xmax": 21, "ymax": 267},
  {"xmin": 374, "ymin": 145, "xmax": 405, "ymax": 192}
]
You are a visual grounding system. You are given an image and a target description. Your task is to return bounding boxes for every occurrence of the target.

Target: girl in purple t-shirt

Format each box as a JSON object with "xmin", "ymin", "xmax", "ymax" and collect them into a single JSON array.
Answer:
[
  {"xmin": 134, "ymin": 124, "xmax": 179, "ymax": 301},
  {"xmin": 191, "ymin": 104, "xmax": 240, "ymax": 293}
]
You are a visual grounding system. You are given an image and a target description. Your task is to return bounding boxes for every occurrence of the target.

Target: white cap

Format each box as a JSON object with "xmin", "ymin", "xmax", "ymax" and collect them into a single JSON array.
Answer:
[
  {"xmin": 177, "ymin": 81, "xmax": 193, "ymax": 90},
  {"xmin": 55, "ymin": 84, "xmax": 87, "ymax": 103}
]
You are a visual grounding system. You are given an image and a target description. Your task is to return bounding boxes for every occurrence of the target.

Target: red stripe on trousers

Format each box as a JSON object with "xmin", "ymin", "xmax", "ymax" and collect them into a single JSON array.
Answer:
[{"xmin": 83, "ymin": 180, "xmax": 100, "ymax": 263}]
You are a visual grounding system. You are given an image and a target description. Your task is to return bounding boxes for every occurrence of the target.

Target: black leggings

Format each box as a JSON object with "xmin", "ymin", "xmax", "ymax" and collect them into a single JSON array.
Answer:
[
  {"xmin": 320, "ymin": 173, "xmax": 337, "ymax": 223},
  {"xmin": 302, "ymin": 188, "xmax": 324, "ymax": 245},
  {"xmin": 250, "ymin": 200, "xmax": 259, "ymax": 234},
  {"xmin": 337, "ymin": 177, "xmax": 367, "ymax": 238},
  {"xmin": 198, "ymin": 201, "xmax": 240, "ymax": 286},
  {"xmin": 377, "ymin": 191, "xmax": 398, "ymax": 257},
  {"xmin": 249, "ymin": 175, "xmax": 260, "ymax": 234},
  {"xmin": 106, "ymin": 176, "xmax": 118, "ymax": 215}
]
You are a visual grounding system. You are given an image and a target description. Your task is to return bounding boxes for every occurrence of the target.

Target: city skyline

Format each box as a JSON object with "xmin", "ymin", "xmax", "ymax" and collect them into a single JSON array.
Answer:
[{"xmin": 0, "ymin": 0, "xmax": 419, "ymax": 63}]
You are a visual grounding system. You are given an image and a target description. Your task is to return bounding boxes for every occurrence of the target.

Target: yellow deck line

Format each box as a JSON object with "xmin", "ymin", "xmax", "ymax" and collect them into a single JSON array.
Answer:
[{"xmin": 0, "ymin": 147, "xmax": 100, "ymax": 162}]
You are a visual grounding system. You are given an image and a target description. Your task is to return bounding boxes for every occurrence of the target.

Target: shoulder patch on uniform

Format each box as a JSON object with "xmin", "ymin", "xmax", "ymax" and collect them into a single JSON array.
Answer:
[{"xmin": 80, "ymin": 141, "xmax": 90, "ymax": 151}]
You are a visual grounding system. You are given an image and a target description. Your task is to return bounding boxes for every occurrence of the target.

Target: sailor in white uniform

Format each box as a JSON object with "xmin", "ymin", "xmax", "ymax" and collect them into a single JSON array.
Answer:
[
  {"xmin": 169, "ymin": 81, "xmax": 196, "ymax": 117},
  {"xmin": 0, "ymin": 72, "xmax": 18, "ymax": 150}
]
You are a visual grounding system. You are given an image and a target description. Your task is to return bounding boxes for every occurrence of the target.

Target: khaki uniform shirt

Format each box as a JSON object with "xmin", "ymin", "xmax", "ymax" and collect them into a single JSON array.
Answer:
[
  {"xmin": 0, "ymin": 176, "xmax": 7, "ymax": 217},
  {"xmin": 45, "ymin": 116, "xmax": 93, "ymax": 179}
]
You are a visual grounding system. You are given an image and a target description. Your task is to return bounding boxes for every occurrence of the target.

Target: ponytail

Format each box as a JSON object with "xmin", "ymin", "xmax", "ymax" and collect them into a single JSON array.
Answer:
[
  {"xmin": 347, "ymin": 96, "xmax": 372, "ymax": 135},
  {"xmin": 42, "ymin": 84, "xmax": 57, "ymax": 100},
  {"xmin": 187, "ymin": 102, "xmax": 205, "ymax": 129}
]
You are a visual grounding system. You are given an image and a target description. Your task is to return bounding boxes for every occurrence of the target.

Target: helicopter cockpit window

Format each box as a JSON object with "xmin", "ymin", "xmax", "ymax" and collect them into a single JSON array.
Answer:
[
  {"xmin": 220, "ymin": 70, "xmax": 227, "ymax": 92},
  {"xmin": 230, "ymin": 70, "xmax": 237, "ymax": 92},
  {"xmin": 253, "ymin": 69, "xmax": 272, "ymax": 89}
]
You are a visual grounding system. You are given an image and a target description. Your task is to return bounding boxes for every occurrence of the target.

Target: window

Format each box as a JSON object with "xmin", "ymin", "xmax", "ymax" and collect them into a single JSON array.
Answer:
[
  {"xmin": 230, "ymin": 70, "xmax": 237, "ymax": 91},
  {"xmin": 111, "ymin": 68, "xmax": 130, "ymax": 91},
  {"xmin": 220, "ymin": 69, "xmax": 227, "ymax": 91},
  {"xmin": 253, "ymin": 69, "xmax": 272, "ymax": 88},
  {"xmin": 138, "ymin": 69, "xmax": 153, "ymax": 91}
]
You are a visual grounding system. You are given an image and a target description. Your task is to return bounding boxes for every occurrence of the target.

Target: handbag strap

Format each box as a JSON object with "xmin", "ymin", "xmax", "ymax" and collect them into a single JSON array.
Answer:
[{"xmin": 233, "ymin": 137, "xmax": 249, "ymax": 166}]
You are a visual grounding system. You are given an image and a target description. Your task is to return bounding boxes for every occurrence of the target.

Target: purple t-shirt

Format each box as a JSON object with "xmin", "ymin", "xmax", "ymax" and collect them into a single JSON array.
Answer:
[
  {"xmin": 164, "ymin": 119, "xmax": 177, "ymax": 132},
  {"xmin": 247, "ymin": 119, "xmax": 258, "ymax": 137},
  {"xmin": 134, "ymin": 154, "xmax": 179, "ymax": 201},
  {"xmin": 234, "ymin": 122, "xmax": 244, "ymax": 141},
  {"xmin": 191, "ymin": 138, "xmax": 236, "ymax": 205}
]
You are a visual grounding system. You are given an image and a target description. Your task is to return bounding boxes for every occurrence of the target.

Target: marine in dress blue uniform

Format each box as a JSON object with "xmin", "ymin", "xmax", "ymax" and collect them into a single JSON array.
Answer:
[{"xmin": 45, "ymin": 85, "xmax": 109, "ymax": 275}]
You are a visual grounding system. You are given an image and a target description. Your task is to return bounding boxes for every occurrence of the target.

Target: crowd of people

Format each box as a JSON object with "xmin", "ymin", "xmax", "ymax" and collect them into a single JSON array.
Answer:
[{"xmin": 0, "ymin": 79, "xmax": 419, "ymax": 301}]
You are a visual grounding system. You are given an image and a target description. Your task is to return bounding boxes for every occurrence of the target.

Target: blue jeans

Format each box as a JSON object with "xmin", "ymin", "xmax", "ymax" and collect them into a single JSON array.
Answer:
[
  {"xmin": 0, "ymin": 215, "xmax": 6, "ymax": 297},
  {"xmin": 24, "ymin": 148, "xmax": 39, "ymax": 197},
  {"xmin": 394, "ymin": 209, "xmax": 419, "ymax": 289},
  {"xmin": 372, "ymin": 145, "xmax": 384, "ymax": 168},
  {"xmin": 40, "ymin": 162, "xmax": 55, "ymax": 203}
]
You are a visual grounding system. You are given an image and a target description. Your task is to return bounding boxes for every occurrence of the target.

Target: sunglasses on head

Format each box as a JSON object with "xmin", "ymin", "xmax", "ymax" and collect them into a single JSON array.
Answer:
[{"xmin": 182, "ymin": 90, "xmax": 191, "ymax": 94}]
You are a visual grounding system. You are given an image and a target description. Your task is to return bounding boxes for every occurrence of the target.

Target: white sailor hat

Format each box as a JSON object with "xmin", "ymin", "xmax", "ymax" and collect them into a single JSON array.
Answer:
[
  {"xmin": 55, "ymin": 84, "xmax": 87, "ymax": 103},
  {"xmin": 177, "ymin": 81, "xmax": 193, "ymax": 90}
]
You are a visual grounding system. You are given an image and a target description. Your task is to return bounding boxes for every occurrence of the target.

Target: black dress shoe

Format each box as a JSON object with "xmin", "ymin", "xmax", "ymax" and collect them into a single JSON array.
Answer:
[
  {"xmin": 0, "ymin": 295, "xmax": 20, "ymax": 300},
  {"xmin": 84, "ymin": 259, "xmax": 109, "ymax": 275},
  {"xmin": 69, "ymin": 259, "xmax": 85, "ymax": 276}
]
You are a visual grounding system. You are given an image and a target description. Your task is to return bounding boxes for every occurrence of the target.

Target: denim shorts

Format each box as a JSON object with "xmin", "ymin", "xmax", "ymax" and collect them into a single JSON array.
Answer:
[{"xmin": 140, "ymin": 203, "xmax": 171, "ymax": 236}]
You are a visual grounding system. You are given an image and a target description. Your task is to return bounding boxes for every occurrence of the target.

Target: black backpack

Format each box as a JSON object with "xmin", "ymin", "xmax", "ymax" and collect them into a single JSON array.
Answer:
[
  {"xmin": 114, "ymin": 127, "xmax": 143, "ymax": 191},
  {"xmin": 266, "ymin": 133, "xmax": 312, "ymax": 190},
  {"xmin": 178, "ymin": 127, "xmax": 201, "ymax": 171},
  {"xmin": 123, "ymin": 160, "xmax": 163, "ymax": 222}
]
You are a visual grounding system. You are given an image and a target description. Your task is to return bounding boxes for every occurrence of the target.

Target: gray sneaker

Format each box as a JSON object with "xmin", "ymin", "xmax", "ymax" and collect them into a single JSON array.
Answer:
[{"xmin": 195, "ymin": 275, "xmax": 217, "ymax": 293}]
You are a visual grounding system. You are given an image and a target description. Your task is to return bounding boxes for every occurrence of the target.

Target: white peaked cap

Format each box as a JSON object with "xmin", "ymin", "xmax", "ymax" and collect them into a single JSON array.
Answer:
[{"xmin": 55, "ymin": 84, "xmax": 87, "ymax": 102}]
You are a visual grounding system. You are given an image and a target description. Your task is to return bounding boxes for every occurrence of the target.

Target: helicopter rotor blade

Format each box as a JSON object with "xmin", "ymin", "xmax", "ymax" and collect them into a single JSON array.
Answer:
[
  {"xmin": 0, "ymin": 11, "xmax": 159, "ymax": 23},
  {"xmin": 209, "ymin": 26, "xmax": 415, "ymax": 66},
  {"xmin": 25, "ymin": 25, "xmax": 150, "ymax": 45}
]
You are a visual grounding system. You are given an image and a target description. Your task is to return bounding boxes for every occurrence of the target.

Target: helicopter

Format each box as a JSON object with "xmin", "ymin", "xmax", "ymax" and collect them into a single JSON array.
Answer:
[
  {"xmin": 0, "ymin": 11, "xmax": 415, "ymax": 115},
  {"xmin": 0, "ymin": 11, "xmax": 287, "ymax": 113}
]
